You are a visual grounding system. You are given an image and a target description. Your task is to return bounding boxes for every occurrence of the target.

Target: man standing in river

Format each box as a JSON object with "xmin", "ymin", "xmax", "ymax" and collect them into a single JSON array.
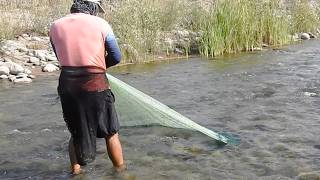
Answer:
[{"xmin": 49, "ymin": 0, "xmax": 125, "ymax": 174}]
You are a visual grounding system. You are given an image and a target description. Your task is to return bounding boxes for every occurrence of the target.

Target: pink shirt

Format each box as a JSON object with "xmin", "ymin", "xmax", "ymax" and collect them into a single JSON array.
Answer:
[{"xmin": 49, "ymin": 13, "xmax": 113, "ymax": 72}]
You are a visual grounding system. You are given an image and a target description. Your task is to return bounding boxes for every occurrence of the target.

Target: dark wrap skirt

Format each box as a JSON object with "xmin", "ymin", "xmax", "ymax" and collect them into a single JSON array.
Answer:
[{"xmin": 58, "ymin": 67, "xmax": 120, "ymax": 165}]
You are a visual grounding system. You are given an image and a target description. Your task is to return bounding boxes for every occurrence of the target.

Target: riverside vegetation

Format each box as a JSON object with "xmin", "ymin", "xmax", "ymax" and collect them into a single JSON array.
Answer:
[{"xmin": 0, "ymin": 0, "xmax": 320, "ymax": 83}]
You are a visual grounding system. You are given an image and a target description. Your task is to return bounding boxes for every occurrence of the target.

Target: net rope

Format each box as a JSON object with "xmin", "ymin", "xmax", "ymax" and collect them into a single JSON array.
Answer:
[{"xmin": 107, "ymin": 73, "xmax": 230, "ymax": 144}]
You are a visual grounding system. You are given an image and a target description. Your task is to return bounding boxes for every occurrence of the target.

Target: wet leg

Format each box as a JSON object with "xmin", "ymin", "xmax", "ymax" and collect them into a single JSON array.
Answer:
[
  {"xmin": 69, "ymin": 138, "xmax": 82, "ymax": 174},
  {"xmin": 105, "ymin": 133, "xmax": 125, "ymax": 171}
]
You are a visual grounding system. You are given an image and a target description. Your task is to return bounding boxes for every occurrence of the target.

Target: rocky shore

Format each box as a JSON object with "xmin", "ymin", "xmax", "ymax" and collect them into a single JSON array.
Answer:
[
  {"xmin": 0, "ymin": 34, "xmax": 60, "ymax": 84},
  {"xmin": 0, "ymin": 30, "xmax": 318, "ymax": 84}
]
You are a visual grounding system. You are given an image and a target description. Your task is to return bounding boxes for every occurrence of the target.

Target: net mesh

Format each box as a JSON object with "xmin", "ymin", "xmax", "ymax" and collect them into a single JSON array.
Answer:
[{"xmin": 107, "ymin": 73, "xmax": 231, "ymax": 144}]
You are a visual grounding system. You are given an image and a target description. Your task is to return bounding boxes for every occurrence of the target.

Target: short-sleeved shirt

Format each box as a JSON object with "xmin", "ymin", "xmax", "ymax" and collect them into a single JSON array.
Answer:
[{"xmin": 49, "ymin": 13, "xmax": 114, "ymax": 72}]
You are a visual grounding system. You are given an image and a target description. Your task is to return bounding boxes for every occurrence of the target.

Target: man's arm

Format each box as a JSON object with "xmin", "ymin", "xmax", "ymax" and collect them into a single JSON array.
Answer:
[
  {"xmin": 105, "ymin": 33, "xmax": 121, "ymax": 68},
  {"xmin": 50, "ymin": 38, "xmax": 58, "ymax": 58}
]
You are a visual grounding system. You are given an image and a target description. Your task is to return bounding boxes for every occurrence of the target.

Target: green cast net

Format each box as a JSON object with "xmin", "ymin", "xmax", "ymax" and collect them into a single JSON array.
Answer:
[{"xmin": 107, "ymin": 73, "xmax": 234, "ymax": 144}]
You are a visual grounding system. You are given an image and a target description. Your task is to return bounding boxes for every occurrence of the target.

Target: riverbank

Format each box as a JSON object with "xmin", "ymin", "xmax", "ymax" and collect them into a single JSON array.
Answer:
[{"xmin": 0, "ymin": 32, "xmax": 318, "ymax": 84}]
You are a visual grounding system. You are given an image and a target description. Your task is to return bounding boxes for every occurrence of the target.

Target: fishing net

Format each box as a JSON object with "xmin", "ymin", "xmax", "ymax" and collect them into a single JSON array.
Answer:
[{"xmin": 107, "ymin": 74, "xmax": 233, "ymax": 144}]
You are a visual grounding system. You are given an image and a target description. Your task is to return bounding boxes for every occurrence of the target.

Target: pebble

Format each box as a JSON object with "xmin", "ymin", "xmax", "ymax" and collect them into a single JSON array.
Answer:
[
  {"xmin": 42, "ymin": 64, "xmax": 59, "ymax": 72},
  {"xmin": 0, "ymin": 66, "xmax": 10, "ymax": 75},
  {"xmin": 14, "ymin": 77, "xmax": 32, "ymax": 83}
]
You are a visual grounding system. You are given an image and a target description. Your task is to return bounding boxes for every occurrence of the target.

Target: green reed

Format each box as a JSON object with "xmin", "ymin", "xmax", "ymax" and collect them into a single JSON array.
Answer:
[{"xmin": 199, "ymin": 0, "xmax": 293, "ymax": 57}]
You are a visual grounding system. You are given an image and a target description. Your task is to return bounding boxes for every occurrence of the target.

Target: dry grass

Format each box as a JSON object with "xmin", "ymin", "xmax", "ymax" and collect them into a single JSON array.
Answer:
[{"xmin": 0, "ymin": 0, "xmax": 70, "ymax": 40}]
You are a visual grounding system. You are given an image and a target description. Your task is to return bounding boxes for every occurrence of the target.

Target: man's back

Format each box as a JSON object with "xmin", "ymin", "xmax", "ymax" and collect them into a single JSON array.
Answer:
[{"xmin": 50, "ymin": 13, "xmax": 113, "ymax": 71}]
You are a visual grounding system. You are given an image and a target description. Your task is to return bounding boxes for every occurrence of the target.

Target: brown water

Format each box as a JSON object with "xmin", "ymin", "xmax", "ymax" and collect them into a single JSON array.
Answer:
[{"xmin": 0, "ymin": 40, "xmax": 319, "ymax": 179}]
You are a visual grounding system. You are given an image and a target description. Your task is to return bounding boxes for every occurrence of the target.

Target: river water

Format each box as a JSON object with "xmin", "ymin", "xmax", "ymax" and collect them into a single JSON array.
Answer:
[{"xmin": 0, "ymin": 40, "xmax": 319, "ymax": 179}]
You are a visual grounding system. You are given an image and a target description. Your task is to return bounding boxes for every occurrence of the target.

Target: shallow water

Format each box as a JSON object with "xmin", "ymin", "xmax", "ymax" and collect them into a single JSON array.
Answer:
[{"xmin": 0, "ymin": 40, "xmax": 319, "ymax": 179}]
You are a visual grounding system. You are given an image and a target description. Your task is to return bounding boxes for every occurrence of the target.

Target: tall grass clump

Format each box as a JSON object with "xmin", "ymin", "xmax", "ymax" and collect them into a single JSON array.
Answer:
[
  {"xmin": 199, "ymin": 0, "xmax": 291, "ymax": 57},
  {"xmin": 105, "ymin": 0, "xmax": 193, "ymax": 63},
  {"xmin": 291, "ymin": 0, "xmax": 320, "ymax": 33}
]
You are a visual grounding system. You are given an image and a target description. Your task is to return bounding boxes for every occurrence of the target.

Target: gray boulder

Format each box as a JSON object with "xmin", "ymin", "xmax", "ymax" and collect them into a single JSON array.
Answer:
[
  {"xmin": 42, "ymin": 64, "xmax": 59, "ymax": 72},
  {"xmin": 3, "ymin": 62, "xmax": 25, "ymax": 75},
  {"xmin": 0, "ymin": 66, "xmax": 10, "ymax": 75}
]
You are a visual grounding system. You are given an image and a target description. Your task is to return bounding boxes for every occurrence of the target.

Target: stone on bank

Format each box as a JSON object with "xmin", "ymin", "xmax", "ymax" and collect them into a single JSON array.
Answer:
[
  {"xmin": 0, "ymin": 66, "xmax": 10, "ymax": 75},
  {"xmin": 42, "ymin": 64, "xmax": 59, "ymax": 72},
  {"xmin": 3, "ymin": 62, "xmax": 25, "ymax": 75},
  {"xmin": 13, "ymin": 77, "xmax": 32, "ymax": 84},
  {"xmin": 300, "ymin": 33, "xmax": 311, "ymax": 40}
]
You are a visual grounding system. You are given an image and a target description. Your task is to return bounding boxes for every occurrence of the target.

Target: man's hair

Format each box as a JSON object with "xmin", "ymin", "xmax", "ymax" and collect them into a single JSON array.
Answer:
[{"xmin": 70, "ymin": 0, "xmax": 99, "ymax": 16}]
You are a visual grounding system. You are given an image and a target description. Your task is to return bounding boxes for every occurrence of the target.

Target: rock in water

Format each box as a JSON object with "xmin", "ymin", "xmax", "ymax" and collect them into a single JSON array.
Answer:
[
  {"xmin": 3, "ymin": 62, "xmax": 25, "ymax": 75},
  {"xmin": 14, "ymin": 77, "xmax": 32, "ymax": 84},
  {"xmin": 0, "ymin": 66, "xmax": 10, "ymax": 75},
  {"xmin": 42, "ymin": 64, "xmax": 59, "ymax": 72},
  {"xmin": 300, "ymin": 33, "xmax": 310, "ymax": 40}
]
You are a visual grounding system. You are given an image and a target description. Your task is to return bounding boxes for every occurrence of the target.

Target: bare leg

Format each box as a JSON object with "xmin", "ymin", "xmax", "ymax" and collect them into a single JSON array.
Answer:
[
  {"xmin": 69, "ymin": 138, "xmax": 82, "ymax": 174},
  {"xmin": 105, "ymin": 133, "xmax": 125, "ymax": 171}
]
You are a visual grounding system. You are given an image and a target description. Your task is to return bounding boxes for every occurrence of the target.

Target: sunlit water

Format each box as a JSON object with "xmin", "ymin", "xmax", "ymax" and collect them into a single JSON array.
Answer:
[{"xmin": 0, "ymin": 40, "xmax": 319, "ymax": 179}]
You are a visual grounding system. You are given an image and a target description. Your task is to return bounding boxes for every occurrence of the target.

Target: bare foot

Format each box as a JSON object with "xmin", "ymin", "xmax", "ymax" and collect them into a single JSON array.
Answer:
[
  {"xmin": 71, "ymin": 164, "xmax": 84, "ymax": 175},
  {"xmin": 113, "ymin": 164, "xmax": 126, "ymax": 173}
]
